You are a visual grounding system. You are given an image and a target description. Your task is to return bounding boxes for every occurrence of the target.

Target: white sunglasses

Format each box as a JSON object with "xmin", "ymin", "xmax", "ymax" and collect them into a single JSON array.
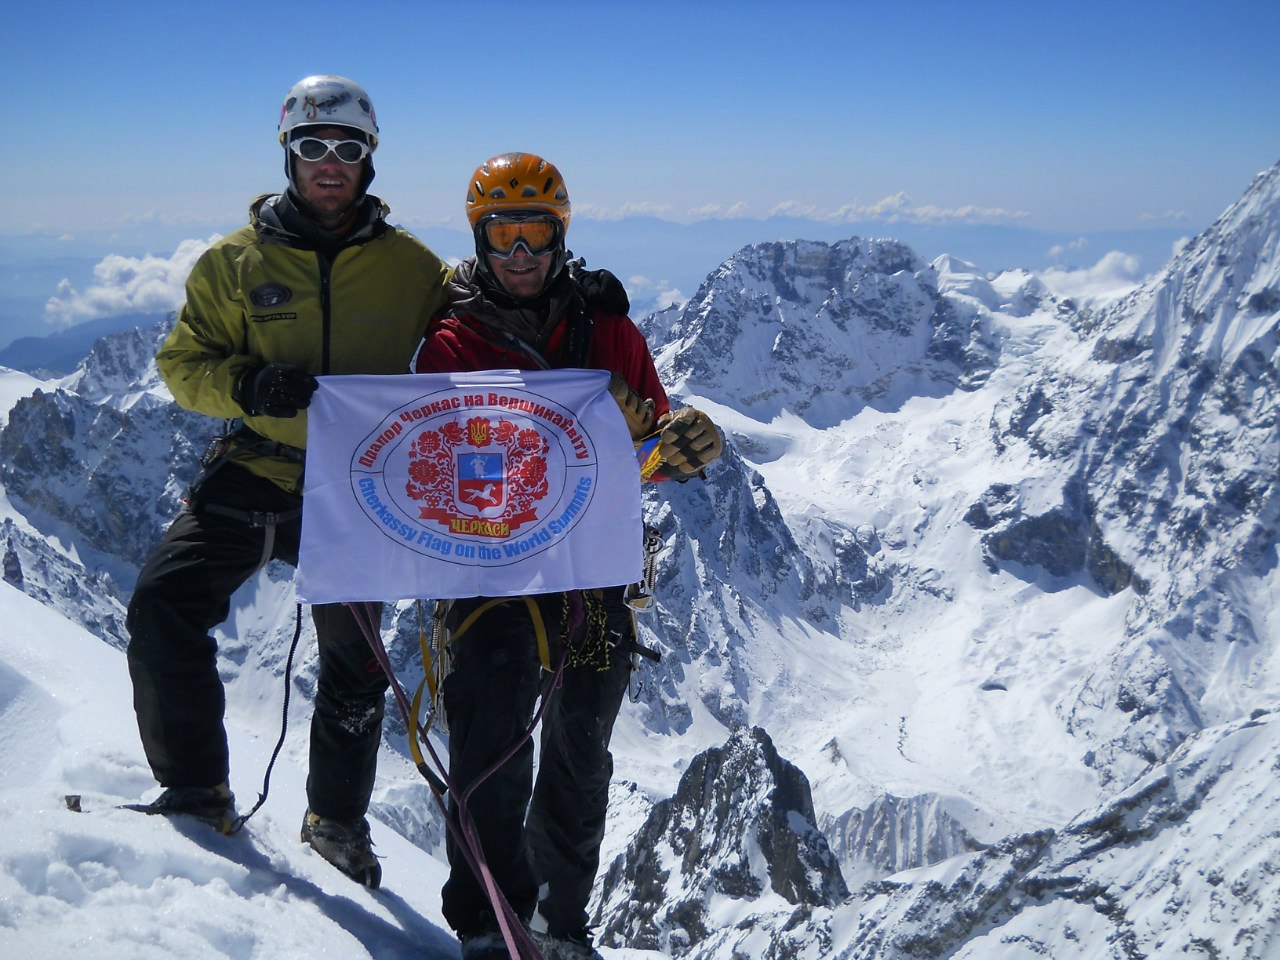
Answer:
[{"xmin": 288, "ymin": 137, "xmax": 370, "ymax": 164}]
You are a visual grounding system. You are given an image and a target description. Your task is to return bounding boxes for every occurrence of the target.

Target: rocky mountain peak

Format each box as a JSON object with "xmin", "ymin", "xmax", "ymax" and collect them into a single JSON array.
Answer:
[
  {"xmin": 646, "ymin": 236, "xmax": 994, "ymax": 428},
  {"xmin": 595, "ymin": 726, "xmax": 847, "ymax": 955},
  {"xmin": 57, "ymin": 315, "xmax": 172, "ymax": 410}
]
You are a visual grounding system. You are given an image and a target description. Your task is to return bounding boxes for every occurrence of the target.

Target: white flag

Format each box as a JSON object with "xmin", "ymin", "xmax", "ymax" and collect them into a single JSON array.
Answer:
[{"xmin": 297, "ymin": 370, "xmax": 643, "ymax": 603}]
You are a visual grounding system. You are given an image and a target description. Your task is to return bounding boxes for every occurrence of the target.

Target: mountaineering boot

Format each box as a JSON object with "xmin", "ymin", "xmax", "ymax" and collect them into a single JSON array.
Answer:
[
  {"xmin": 530, "ymin": 927, "xmax": 605, "ymax": 960},
  {"xmin": 458, "ymin": 930, "xmax": 513, "ymax": 959},
  {"xmin": 300, "ymin": 809, "xmax": 382, "ymax": 888},
  {"xmin": 130, "ymin": 783, "xmax": 237, "ymax": 834}
]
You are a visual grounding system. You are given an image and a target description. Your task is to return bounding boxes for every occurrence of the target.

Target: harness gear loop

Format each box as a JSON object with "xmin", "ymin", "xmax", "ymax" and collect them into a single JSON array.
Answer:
[
  {"xmin": 407, "ymin": 603, "xmax": 437, "ymax": 766},
  {"xmin": 406, "ymin": 599, "xmax": 453, "ymax": 749},
  {"xmin": 562, "ymin": 590, "xmax": 612, "ymax": 670}
]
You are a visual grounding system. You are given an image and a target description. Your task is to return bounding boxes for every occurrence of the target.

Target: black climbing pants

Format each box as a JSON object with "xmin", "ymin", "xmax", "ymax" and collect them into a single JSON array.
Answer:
[
  {"xmin": 125, "ymin": 465, "xmax": 388, "ymax": 822},
  {"xmin": 441, "ymin": 593, "xmax": 633, "ymax": 938}
]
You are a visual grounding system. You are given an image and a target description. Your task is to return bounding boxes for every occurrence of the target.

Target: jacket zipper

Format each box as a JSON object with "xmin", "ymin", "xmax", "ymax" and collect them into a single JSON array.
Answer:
[{"xmin": 318, "ymin": 251, "xmax": 334, "ymax": 375}]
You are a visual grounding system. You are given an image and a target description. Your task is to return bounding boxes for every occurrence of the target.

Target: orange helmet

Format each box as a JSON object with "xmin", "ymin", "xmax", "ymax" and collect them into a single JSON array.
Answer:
[{"xmin": 465, "ymin": 152, "xmax": 571, "ymax": 231}]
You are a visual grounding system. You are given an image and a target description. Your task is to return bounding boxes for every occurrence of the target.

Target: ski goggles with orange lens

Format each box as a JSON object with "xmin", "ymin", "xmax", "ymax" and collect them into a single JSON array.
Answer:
[
  {"xmin": 477, "ymin": 214, "xmax": 564, "ymax": 259},
  {"xmin": 289, "ymin": 137, "xmax": 371, "ymax": 164}
]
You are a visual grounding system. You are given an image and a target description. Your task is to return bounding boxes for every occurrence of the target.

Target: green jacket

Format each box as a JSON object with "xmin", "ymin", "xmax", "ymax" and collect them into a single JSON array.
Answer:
[{"xmin": 158, "ymin": 193, "xmax": 451, "ymax": 493}]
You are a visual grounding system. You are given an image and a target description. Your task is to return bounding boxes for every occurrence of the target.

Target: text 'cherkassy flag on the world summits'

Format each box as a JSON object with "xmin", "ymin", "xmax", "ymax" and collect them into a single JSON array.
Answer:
[{"xmin": 297, "ymin": 370, "xmax": 644, "ymax": 604}]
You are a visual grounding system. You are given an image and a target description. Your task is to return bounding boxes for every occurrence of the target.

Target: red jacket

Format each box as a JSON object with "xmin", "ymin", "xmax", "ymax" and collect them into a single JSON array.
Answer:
[{"xmin": 412, "ymin": 295, "xmax": 670, "ymax": 419}]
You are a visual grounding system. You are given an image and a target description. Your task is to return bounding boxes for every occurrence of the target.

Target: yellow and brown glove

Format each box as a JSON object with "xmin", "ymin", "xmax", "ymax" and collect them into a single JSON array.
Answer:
[{"xmin": 655, "ymin": 407, "xmax": 723, "ymax": 477}]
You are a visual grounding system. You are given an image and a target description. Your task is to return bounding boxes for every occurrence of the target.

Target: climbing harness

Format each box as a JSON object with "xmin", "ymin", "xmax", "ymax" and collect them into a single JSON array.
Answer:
[
  {"xmin": 188, "ymin": 421, "xmax": 305, "ymax": 516},
  {"xmin": 185, "ymin": 421, "xmax": 307, "ymax": 566}
]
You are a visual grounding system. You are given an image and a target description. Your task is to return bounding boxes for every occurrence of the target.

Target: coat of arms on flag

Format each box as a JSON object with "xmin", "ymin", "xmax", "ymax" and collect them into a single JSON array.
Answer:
[
  {"xmin": 297, "ymin": 370, "xmax": 642, "ymax": 603},
  {"xmin": 407, "ymin": 416, "xmax": 550, "ymax": 538}
]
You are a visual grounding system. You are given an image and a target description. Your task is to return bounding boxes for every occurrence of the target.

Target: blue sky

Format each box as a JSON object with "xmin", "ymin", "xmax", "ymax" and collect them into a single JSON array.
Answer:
[
  {"xmin": 10, "ymin": 0, "xmax": 1280, "ymax": 234},
  {"xmin": 3, "ymin": 0, "xmax": 1280, "ymax": 343}
]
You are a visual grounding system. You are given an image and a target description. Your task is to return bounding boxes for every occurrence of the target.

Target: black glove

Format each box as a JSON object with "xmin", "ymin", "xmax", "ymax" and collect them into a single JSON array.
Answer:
[
  {"xmin": 569, "ymin": 258, "xmax": 630, "ymax": 315},
  {"xmin": 235, "ymin": 363, "xmax": 319, "ymax": 418},
  {"xmin": 656, "ymin": 407, "xmax": 723, "ymax": 477}
]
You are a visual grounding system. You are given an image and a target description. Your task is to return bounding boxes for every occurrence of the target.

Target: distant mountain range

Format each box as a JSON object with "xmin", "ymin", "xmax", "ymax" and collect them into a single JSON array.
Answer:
[
  {"xmin": 1, "ymin": 211, "xmax": 1192, "ymax": 353},
  {"xmin": 0, "ymin": 311, "xmax": 168, "ymax": 376},
  {"xmin": 1, "ymin": 160, "xmax": 1278, "ymax": 956}
]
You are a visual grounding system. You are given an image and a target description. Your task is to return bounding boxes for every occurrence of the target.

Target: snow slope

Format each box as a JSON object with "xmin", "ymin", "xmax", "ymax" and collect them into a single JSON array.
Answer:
[{"xmin": 0, "ymin": 567, "xmax": 662, "ymax": 959}]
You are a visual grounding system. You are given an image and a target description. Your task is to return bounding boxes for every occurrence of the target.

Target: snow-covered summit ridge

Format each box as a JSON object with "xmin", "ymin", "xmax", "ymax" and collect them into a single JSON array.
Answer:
[{"xmin": 1096, "ymin": 161, "xmax": 1280, "ymax": 365}]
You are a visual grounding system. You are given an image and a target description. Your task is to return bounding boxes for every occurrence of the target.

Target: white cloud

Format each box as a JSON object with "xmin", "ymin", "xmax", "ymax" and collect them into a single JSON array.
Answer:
[
  {"xmin": 1048, "ymin": 237, "xmax": 1089, "ymax": 260},
  {"xmin": 685, "ymin": 201, "xmax": 752, "ymax": 220},
  {"xmin": 1139, "ymin": 209, "xmax": 1190, "ymax": 223},
  {"xmin": 626, "ymin": 274, "xmax": 686, "ymax": 312},
  {"xmin": 771, "ymin": 193, "xmax": 1028, "ymax": 225},
  {"xmin": 575, "ymin": 201, "xmax": 673, "ymax": 221},
  {"xmin": 44, "ymin": 236, "xmax": 218, "ymax": 327},
  {"xmin": 568, "ymin": 193, "xmax": 1027, "ymax": 226},
  {"xmin": 1038, "ymin": 250, "xmax": 1145, "ymax": 303}
]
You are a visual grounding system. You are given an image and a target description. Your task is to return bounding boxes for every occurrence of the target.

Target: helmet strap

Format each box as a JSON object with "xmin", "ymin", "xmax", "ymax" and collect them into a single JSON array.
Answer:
[
  {"xmin": 283, "ymin": 158, "xmax": 375, "ymax": 233},
  {"xmin": 283, "ymin": 184, "xmax": 363, "ymax": 237}
]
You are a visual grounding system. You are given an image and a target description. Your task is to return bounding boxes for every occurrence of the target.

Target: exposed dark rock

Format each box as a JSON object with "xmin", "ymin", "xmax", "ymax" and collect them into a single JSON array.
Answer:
[
  {"xmin": 596, "ymin": 726, "xmax": 847, "ymax": 955},
  {"xmin": 3, "ymin": 535, "xmax": 23, "ymax": 588},
  {"xmin": 0, "ymin": 388, "xmax": 207, "ymax": 574}
]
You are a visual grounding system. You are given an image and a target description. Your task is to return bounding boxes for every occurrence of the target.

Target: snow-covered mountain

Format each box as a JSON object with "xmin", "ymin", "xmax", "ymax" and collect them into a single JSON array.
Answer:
[{"xmin": 2, "ymin": 160, "xmax": 1279, "ymax": 959}]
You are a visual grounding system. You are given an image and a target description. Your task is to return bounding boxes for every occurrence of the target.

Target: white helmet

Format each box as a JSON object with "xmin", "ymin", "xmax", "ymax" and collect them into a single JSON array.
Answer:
[{"xmin": 278, "ymin": 75, "xmax": 379, "ymax": 148}]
